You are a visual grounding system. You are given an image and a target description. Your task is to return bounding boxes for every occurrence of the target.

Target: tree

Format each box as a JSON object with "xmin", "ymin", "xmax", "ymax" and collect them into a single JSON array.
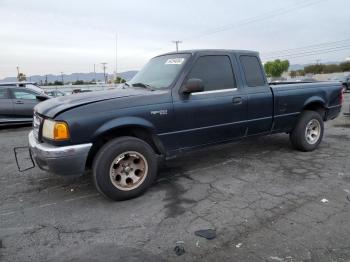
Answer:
[
  {"xmin": 73, "ymin": 80, "xmax": 85, "ymax": 85},
  {"xmin": 304, "ymin": 64, "xmax": 325, "ymax": 74},
  {"xmin": 339, "ymin": 62, "xmax": 350, "ymax": 72},
  {"xmin": 17, "ymin": 73, "xmax": 27, "ymax": 81},
  {"xmin": 53, "ymin": 81, "xmax": 63, "ymax": 85},
  {"xmin": 114, "ymin": 76, "xmax": 126, "ymax": 84},
  {"xmin": 47, "ymin": 81, "xmax": 63, "ymax": 86},
  {"xmin": 264, "ymin": 59, "xmax": 290, "ymax": 78},
  {"xmin": 323, "ymin": 64, "xmax": 339, "ymax": 73}
]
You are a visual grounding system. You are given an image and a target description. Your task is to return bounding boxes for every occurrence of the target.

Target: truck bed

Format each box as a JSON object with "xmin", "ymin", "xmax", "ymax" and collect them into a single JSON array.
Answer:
[{"xmin": 270, "ymin": 81, "xmax": 342, "ymax": 133}]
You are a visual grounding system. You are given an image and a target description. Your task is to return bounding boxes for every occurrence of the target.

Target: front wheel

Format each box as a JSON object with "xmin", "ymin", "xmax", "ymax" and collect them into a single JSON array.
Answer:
[
  {"xmin": 289, "ymin": 110, "xmax": 324, "ymax": 152},
  {"xmin": 93, "ymin": 137, "xmax": 158, "ymax": 201}
]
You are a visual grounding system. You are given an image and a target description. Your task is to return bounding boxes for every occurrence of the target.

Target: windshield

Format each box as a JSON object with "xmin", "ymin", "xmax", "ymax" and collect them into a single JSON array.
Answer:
[{"xmin": 129, "ymin": 53, "xmax": 191, "ymax": 89}]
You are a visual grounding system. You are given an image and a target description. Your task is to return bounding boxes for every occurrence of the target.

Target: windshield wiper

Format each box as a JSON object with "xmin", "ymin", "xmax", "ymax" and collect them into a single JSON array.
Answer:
[{"xmin": 131, "ymin": 82, "xmax": 155, "ymax": 91}]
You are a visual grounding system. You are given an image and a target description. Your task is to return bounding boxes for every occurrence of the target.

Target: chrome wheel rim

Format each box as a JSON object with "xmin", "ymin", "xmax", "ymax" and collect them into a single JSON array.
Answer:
[
  {"xmin": 109, "ymin": 151, "xmax": 148, "ymax": 191},
  {"xmin": 305, "ymin": 119, "xmax": 321, "ymax": 145}
]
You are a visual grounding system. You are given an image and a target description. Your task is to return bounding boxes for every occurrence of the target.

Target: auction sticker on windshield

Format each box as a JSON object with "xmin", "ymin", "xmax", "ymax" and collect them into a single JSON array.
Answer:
[{"xmin": 165, "ymin": 58, "xmax": 185, "ymax": 65}]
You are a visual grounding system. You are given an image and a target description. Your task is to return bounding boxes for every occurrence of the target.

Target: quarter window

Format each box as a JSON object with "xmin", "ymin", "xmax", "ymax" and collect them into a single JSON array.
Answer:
[
  {"xmin": 240, "ymin": 55, "xmax": 266, "ymax": 87},
  {"xmin": 187, "ymin": 55, "xmax": 236, "ymax": 91}
]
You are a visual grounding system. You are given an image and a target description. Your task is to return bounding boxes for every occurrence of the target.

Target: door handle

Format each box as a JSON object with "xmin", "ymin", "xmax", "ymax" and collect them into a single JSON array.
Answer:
[
  {"xmin": 14, "ymin": 101, "xmax": 24, "ymax": 104},
  {"xmin": 232, "ymin": 97, "xmax": 242, "ymax": 105}
]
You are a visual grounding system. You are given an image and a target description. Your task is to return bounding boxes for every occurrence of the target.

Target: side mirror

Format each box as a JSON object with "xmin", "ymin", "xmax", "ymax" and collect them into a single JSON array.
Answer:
[
  {"xmin": 36, "ymin": 95, "xmax": 49, "ymax": 101},
  {"xmin": 181, "ymin": 78, "xmax": 204, "ymax": 94}
]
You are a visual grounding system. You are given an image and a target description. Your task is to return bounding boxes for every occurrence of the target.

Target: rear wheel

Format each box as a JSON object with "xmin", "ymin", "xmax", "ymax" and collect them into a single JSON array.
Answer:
[
  {"xmin": 290, "ymin": 110, "xmax": 324, "ymax": 152},
  {"xmin": 93, "ymin": 136, "xmax": 158, "ymax": 201}
]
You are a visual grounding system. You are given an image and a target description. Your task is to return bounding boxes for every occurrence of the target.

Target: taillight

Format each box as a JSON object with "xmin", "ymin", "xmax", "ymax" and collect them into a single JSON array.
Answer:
[{"xmin": 340, "ymin": 88, "xmax": 344, "ymax": 105}]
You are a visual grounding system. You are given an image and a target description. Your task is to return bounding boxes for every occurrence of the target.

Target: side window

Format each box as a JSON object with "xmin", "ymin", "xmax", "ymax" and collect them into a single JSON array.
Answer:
[
  {"xmin": 0, "ymin": 89, "xmax": 9, "ymax": 99},
  {"xmin": 12, "ymin": 89, "xmax": 37, "ymax": 100},
  {"xmin": 240, "ymin": 55, "xmax": 266, "ymax": 87},
  {"xmin": 187, "ymin": 55, "xmax": 236, "ymax": 91}
]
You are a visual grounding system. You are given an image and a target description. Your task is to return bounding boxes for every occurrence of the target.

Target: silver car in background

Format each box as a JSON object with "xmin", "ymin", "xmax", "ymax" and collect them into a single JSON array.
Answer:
[{"xmin": 0, "ymin": 84, "xmax": 49, "ymax": 125}]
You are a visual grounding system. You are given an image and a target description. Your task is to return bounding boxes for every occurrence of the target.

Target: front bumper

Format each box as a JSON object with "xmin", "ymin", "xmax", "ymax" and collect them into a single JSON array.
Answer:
[{"xmin": 28, "ymin": 131, "xmax": 92, "ymax": 176}]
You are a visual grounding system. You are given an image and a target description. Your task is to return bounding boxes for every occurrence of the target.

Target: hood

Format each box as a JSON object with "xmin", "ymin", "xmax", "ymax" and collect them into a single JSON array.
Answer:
[{"xmin": 35, "ymin": 87, "xmax": 150, "ymax": 118}]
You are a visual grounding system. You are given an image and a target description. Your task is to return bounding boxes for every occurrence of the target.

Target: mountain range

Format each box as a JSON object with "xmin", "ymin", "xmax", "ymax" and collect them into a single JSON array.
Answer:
[{"xmin": 0, "ymin": 71, "xmax": 138, "ymax": 83}]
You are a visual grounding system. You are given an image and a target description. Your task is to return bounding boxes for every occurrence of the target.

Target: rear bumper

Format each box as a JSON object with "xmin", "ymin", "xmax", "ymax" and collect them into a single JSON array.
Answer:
[
  {"xmin": 326, "ymin": 105, "xmax": 342, "ymax": 120},
  {"xmin": 28, "ymin": 131, "xmax": 92, "ymax": 176}
]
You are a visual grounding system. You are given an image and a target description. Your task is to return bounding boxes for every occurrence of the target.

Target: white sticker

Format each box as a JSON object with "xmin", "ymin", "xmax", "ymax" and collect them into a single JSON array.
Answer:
[{"xmin": 165, "ymin": 58, "xmax": 185, "ymax": 65}]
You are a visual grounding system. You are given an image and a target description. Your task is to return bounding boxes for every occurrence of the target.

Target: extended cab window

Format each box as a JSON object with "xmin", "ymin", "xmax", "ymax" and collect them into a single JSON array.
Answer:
[
  {"xmin": 187, "ymin": 55, "xmax": 236, "ymax": 91},
  {"xmin": 240, "ymin": 55, "xmax": 266, "ymax": 87}
]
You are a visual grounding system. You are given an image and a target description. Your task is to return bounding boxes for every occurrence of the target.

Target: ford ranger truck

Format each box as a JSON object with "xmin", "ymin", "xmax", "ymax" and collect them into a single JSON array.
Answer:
[{"xmin": 29, "ymin": 50, "xmax": 343, "ymax": 201}]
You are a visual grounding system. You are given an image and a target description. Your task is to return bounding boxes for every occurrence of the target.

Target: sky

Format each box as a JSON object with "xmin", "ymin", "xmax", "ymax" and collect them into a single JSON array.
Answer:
[{"xmin": 0, "ymin": 0, "xmax": 349, "ymax": 78}]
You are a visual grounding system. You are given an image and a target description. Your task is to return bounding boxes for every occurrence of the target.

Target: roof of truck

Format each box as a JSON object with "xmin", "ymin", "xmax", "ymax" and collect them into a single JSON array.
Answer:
[{"xmin": 157, "ymin": 49, "xmax": 259, "ymax": 57}]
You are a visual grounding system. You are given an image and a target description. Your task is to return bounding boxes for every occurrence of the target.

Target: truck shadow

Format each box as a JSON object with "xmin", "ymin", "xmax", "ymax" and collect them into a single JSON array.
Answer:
[
  {"xmin": 155, "ymin": 134, "xmax": 291, "ymax": 217},
  {"xmin": 157, "ymin": 134, "xmax": 290, "ymax": 180}
]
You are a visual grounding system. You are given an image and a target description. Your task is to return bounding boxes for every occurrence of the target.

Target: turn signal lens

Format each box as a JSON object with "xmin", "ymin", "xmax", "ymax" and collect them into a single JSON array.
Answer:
[
  {"xmin": 42, "ymin": 119, "xmax": 70, "ymax": 141},
  {"xmin": 54, "ymin": 122, "xmax": 70, "ymax": 140}
]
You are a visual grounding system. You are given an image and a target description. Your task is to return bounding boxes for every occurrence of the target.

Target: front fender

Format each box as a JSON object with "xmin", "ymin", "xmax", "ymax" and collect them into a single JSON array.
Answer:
[{"xmin": 92, "ymin": 116, "xmax": 156, "ymax": 140}]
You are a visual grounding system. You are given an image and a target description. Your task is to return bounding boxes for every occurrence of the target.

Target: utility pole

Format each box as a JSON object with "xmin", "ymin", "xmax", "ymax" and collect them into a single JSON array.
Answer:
[
  {"xmin": 16, "ymin": 66, "xmax": 20, "ymax": 81},
  {"xmin": 101, "ymin": 62, "xmax": 107, "ymax": 84},
  {"xmin": 94, "ymin": 64, "xmax": 96, "ymax": 83},
  {"xmin": 316, "ymin": 59, "xmax": 321, "ymax": 65},
  {"xmin": 172, "ymin": 40, "xmax": 182, "ymax": 52},
  {"xmin": 60, "ymin": 72, "xmax": 64, "ymax": 84},
  {"xmin": 115, "ymin": 33, "xmax": 118, "ymax": 82}
]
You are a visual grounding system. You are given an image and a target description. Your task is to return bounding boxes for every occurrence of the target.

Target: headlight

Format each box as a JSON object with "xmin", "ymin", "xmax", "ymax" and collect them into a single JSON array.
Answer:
[{"xmin": 42, "ymin": 119, "xmax": 70, "ymax": 141}]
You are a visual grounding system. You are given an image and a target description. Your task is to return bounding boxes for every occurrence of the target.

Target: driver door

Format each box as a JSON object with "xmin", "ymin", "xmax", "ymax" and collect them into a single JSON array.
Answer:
[{"xmin": 172, "ymin": 54, "xmax": 247, "ymax": 149}]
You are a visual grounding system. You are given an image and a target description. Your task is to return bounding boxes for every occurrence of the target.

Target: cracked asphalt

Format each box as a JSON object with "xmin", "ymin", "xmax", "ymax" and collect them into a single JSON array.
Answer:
[{"xmin": 1, "ymin": 94, "xmax": 350, "ymax": 262}]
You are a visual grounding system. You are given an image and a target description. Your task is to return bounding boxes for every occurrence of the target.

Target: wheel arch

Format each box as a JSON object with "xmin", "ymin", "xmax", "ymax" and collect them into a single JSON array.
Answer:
[
  {"xmin": 85, "ymin": 117, "xmax": 165, "ymax": 168},
  {"xmin": 302, "ymin": 97, "xmax": 327, "ymax": 120}
]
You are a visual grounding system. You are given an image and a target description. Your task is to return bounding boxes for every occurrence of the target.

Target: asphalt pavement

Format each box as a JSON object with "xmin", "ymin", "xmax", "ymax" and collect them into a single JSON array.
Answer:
[{"xmin": 1, "ymin": 94, "xmax": 350, "ymax": 262}]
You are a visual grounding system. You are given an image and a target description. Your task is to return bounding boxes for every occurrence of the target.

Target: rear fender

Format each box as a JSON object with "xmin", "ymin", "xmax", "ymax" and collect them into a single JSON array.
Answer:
[{"xmin": 303, "ymin": 96, "xmax": 326, "ymax": 109}]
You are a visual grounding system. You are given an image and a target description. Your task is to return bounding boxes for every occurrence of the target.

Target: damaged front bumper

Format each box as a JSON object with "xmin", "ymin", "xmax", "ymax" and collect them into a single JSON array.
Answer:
[{"xmin": 28, "ymin": 131, "xmax": 92, "ymax": 176}]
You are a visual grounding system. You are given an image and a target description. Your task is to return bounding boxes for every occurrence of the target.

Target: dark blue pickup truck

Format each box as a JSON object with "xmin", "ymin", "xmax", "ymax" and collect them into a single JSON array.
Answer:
[{"xmin": 29, "ymin": 50, "xmax": 343, "ymax": 200}]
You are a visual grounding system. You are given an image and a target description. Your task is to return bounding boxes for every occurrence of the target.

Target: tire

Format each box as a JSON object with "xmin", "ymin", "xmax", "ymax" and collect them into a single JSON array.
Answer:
[
  {"xmin": 289, "ymin": 110, "xmax": 324, "ymax": 152},
  {"xmin": 92, "ymin": 136, "xmax": 158, "ymax": 201}
]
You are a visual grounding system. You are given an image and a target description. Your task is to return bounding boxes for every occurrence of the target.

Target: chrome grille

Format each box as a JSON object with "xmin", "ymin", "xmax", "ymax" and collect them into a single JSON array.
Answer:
[{"xmin": 33, "ymin": 113, "xmax": 42, "ymax": 140}]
